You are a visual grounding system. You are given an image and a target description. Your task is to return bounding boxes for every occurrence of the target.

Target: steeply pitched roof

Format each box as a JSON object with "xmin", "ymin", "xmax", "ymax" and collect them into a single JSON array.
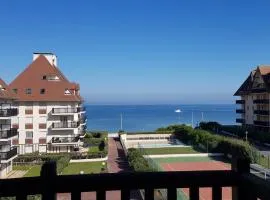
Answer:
[
  {"xmin": 0, "ymin": 78, "xmax": 16, "ymax": 100},
  {"xmin": 234, "ymin": 65, "xmax": 270, "ymax": 96},
  {"xmin": 9, "ymin": 55, "xmax": 82, "ymax": 102}
]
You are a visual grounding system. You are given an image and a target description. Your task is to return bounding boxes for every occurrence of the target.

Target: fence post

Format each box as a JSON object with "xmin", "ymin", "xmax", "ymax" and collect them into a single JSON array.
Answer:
[
  {"xmin": 40, "ymin": 161, "xmax": 57, "ymax": 200},
  {"xmin": 232, "ymin": 157, "xmax": 253, "ymax": 200}
]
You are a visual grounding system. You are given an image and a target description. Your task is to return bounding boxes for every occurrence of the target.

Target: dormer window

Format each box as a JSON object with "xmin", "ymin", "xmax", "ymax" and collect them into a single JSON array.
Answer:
[
  {"xmin": 64, "ymin": 89, "xmax": 71, "ymax": 95},
  {"xmin": 25, "ymin": 88, "xmax": 32, "ymax": 94},
  {"xmin": 13, "ymin": 89, "xmax": 18, "ymax": 94},
  {"xmin": 42, "ymin": 75, "xmax": 47, "ymax": 80},
  {"xmin": 40, "ymin": 88, "xmax": 46, "ymax": 94}
]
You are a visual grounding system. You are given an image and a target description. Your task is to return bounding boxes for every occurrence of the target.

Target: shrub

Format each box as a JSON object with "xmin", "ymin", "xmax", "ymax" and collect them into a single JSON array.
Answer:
[
  {"xmin": 56, "ymin": 154, "xmax": 71, "ymax": 174},
  {"xmin": 127, "ymin": 148, "xmax": 152, "ymax": 172}
]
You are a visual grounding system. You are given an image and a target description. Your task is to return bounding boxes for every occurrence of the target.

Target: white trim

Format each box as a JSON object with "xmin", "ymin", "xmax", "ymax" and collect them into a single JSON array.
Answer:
[{"xmin": 143, "ymin": 153, "xmax": 224, "ymax": 158}]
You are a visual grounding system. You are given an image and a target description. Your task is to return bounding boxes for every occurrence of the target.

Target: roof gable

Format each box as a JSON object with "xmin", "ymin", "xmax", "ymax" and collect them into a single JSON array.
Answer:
[
  {"xmin": 9, "ymin": 55, "xmax": 82, "ymax": 102},
  {"xmin": 0, "ymin": 78, "xmax": 16, "ymax": 100}
]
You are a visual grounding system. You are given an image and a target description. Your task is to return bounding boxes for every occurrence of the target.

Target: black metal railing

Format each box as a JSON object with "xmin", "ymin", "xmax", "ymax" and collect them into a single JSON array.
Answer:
[
  {"xmin": 51, "ymin": 122, "xmax": 79, "ymax": 129},
  {"xmin": 236, "ymin": 100, "xmax": 245, "ymax": 104},
  {"xmin": 51, "ymin": 108, "xmax": 78, "ymax": 114},
  {"xmin": 254, "ymin": 120, "xmax": 270, "ymax": 127},
  {"xmin": 0, "ymin": 159, "xmax": 270, "ymax": 200},
  {"xmin": 254, "ymin": 110, "xmax": 270, "ymax": 115},
  {"xmin": 236, "ymin": 109, "xmax": 245, "ymax": 114},
  {"xmin": 252, "ymin": 88, "xmax": 267, "ymax": 93},
  {"xmin": 0, "ymin": 128, "xmax": 18, "ymax": 139},
  {"xmin": 51, "ymin": 137, "xmax": 79, "ymax": 143},
  {"xmin": 0, "ymin": 108, "xmax": 18, "ymax": 117},
  {"xmin": 79, "ymin": 116, "xmax": 87, "ymax": 124},
  {"xmin": 253, "ymin": 99, "xmax": 269, "ymax": 104},
  {"xmin": 0, "ymin": 147, "xmax": 17, "ymax": 160},
  {"xmin": 236, "ymin": 118, "xmax": 245, "ymax": 123}
]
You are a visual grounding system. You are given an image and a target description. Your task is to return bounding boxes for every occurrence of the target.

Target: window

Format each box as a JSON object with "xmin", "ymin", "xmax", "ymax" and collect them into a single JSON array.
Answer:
[
  {"xmin": 64, "ymin": 89, "xmax": 71, "ymax": 95},
  {"xmin": 40, "ymin": 88, "xmax": 46, "ymax": 94},
  {"xmin": 13, "ymin": 89, "xmax": 18, "ymax": 94},
  {"xmin": 25, "ymin": 88, "xmax": 32, "ymax": 94},
  {"xmin": 26, "ymin": 131, "xmax": 33, "ymax": 138},
  {"xmin": 42, "ymin": 75, "xmax": 47, "ymax": 80}
]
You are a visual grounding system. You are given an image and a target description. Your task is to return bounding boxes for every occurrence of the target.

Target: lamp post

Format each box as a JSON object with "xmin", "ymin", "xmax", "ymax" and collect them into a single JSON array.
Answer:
[{"xmin": 245, "ymin": 131, "xmax": 248, "ymax": 142}]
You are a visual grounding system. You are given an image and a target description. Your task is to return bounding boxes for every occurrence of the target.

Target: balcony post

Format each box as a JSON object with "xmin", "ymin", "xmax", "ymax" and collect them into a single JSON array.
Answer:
[
  {"xmin": 41, "ymin": 161, "xmax": 57, "ymax": 200},
  {"xmin": 232, "ymin": 158, "xmax": 254, "ymax": 200}
]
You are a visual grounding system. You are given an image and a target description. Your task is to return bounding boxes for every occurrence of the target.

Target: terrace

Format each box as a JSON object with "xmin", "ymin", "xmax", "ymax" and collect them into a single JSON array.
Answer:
[
  {"xmin": 0, "ymin": 108, "xmax": 18, "ymax": 117},
  {"xmin": 0, "ymin": 128, "xmax": 18, "ymax": 139},
  {"xmin": 0, "ymin": 159, "xmax": 269, "ymax": 200}
]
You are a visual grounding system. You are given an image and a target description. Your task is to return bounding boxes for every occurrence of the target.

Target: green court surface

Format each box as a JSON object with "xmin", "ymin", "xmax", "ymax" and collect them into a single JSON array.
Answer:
[{"xmin": 153, "ymin": 156, "xmax": 215, "ymax": 163}]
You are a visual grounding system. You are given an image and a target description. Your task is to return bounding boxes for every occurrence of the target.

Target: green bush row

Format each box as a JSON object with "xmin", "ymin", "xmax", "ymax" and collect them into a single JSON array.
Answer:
[
  {"xmin": 127, "ymin": 148, "xmax": 152, "ymax": 172},
  {"xmin": 159, "ymin": 125, "xmax": 258, "ymax": 162}
]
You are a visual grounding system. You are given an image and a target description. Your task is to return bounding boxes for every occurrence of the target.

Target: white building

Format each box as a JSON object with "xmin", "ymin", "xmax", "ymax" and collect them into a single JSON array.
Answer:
[
  {"xmin": 235, "ymin": 66, "xmax": 270, "ymax": 132},
  {"xmin": 0, "ymin": 79, "xmax": 18, "ymax": 178},
  {"xmin": 9, "ymin": 53, "xmax": 86, "ymax": 154}
]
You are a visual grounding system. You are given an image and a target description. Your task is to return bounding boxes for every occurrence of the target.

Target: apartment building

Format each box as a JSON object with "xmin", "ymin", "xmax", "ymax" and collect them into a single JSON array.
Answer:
[
  {"xmin": 234, "ymin": 65, "xmax": 270, "ymax": 132},
  {"xmin": 0, "ymin": 79, "xmax": 18, "ymax": 178},
  {"xmin": 9, "ymin": 53, "xmax": 86, "ymax": 154}
]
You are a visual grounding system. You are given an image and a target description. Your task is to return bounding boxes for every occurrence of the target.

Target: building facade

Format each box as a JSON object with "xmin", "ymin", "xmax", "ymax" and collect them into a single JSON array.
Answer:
[
  {"xmin": 9, "ymin": 53, "xmax": 86, "ymax": 154},
  {"xmin": 234, "ymin": 66, "xmax": 270, "ymax": 132},
  {"xmin": 0, "ymin": 79, "xmax": 18, "ymax": 178}
]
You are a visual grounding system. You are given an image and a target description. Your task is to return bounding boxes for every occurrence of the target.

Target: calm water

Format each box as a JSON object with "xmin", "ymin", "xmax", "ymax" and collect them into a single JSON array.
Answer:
[{"xmin": 85, "ymin": 104, "xmax": 236, "ymax": 132}]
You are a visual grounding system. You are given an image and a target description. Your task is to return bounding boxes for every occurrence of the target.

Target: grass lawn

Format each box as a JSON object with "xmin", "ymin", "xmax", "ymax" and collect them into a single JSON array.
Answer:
[
  {"xmin": 62, "ymin": 162, "xmax": 105, "ymax": 175},
  {"xmin": 88, "ymin": 146, "xmax": 100, "ymax": 153},
  {"xmin": 13, "ymin": 165, "xmax": 42, "ymax": 177},
  {"xmin": 142, "ymin": 147, "xmax": 200, "ymax": 155}
]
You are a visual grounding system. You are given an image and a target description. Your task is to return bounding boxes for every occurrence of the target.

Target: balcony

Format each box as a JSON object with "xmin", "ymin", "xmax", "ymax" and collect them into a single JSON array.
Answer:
[
  {"xmin": 236, "ymin": 109, "xmax": 245, "ymax": 114},
  {"xmin": 252, "ymin": 88, "xmax": 267, "ymax": 93},
  {"xmin": 253, "ymin": 99, "xmax": 269, "ymax": 104},
  {"xmin": 51, "ymin": 107, "xmax": 78, "ymax": 115},
  {"xmin": 0, "ymin": 108, "xmax": 18, "ymax": 117},
  {"xmin": 0, "ymin": 128, "xmax": 18, "ymax": 140},
  {"xmin": 51, "ymin": 121, "xmax": 79, "ymax": 130},
  {"xmin": 236, "ymin": 99, "xmax": 245, "ymax": 104},
  {"xmin": 0, "ymin": 147, "xmax": 17, "ymax": 162},
  {"xmin": 254, "ymin": 110, "xmax": 270, "ymax": 115},
  {"xmin": 0, "ymin": 159, "xmax": 269, "ymax": 200},
  {"xmin": 254, "ymin": 120, "xmax": 270, "ymax": 127},
  {"xmin": 79, "ymin": 115, "xmax": 87, "ymax": 125},
  {"xmin": 236, "ymin": 118, "xmax": 245, "ymax": 123},
  {"xmin": 50, "ymin": 137, "xmax": 80, "ymax": 146},
  {"xmin": 78, "ymin": 106, "xmax": 86, "ymax": 113}
]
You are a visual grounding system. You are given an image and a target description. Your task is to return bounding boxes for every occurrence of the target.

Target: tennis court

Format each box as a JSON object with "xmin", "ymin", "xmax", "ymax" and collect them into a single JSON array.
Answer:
[{"xmin": 147, "ymin": 156, "xmax": 232, "ymax": 200}]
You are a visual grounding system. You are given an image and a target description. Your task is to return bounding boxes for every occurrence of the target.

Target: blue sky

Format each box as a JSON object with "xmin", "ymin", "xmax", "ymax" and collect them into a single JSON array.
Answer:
[{"xmin": 1, "ymin": 0, "xmax": 270, "ymax": 104}]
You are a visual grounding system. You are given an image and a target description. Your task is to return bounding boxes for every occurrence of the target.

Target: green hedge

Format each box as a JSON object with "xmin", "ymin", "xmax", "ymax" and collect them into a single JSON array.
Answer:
[
  {"xmin": 160, "ymin": 125, "xmax": 258, "ymax": 162},
  {"xmin": 127, "ymin": 148, "xmax": 152, "ymax": 172}
]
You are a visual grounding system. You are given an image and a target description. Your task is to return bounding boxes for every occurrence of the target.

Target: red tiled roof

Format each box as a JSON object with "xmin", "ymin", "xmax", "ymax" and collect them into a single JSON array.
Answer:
[
  {"xmin": 9, "ymin": 55, "xmax": 82, "ymax": 102},
  {"xmin": 0, "ymin": 78, "xmax": 16, "ymax": 100}
]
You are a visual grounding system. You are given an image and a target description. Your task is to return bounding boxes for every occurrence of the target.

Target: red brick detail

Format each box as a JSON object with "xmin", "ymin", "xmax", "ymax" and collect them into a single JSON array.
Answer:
[
  {"xmin": 39, "ymin": 123, "xmax": 46, "ymax": 129},
  {"xmin": 39, "ymin": 109, "xmax": 46, "ymax": 114},
  {"xmin": 12, "ymin": 124, "xmax": 19, "ymax": 129},
  {"xmin": 39, "ymin": 138, "xmax": 47, "ymax": 144},
  {"xmin": 25, "ymin": 109, "xmax": 33, "ymax": 115},
  {"xmin": 12, "ymin": 138, "xmax": 18, "ymax": 145},
  {"xmin": 25, "ymin": 124, "xmax": 33, "ymax": 129},
  {"xmin": 25, "ymin": 139, "xmax": 33, "ymax": 144}
]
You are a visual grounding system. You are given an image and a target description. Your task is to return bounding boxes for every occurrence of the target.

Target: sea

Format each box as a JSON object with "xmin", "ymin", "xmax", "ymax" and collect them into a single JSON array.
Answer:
[{"xmin": 85, "ymin": 104, "xmax": 236, "ymax": 132}]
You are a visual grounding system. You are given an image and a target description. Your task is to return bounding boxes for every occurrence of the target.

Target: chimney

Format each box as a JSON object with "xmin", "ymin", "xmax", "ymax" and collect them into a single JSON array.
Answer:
[{"xmin": 33, "ymin": 52, "xmax": 58, "ymax": 67}]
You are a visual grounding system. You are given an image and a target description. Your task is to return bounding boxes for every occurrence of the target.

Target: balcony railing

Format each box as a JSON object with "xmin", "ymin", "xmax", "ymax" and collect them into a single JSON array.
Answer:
[
  {"xmin": 0, "ymin": 147, "xmax": 17, "ymax": 160},
  {"xmin": 254, "ymin": 110, "xmax": 270, "ymax": 115},
  {"xmin": 252, "ymin": 88, "xmax": 267, "ymax": 93},
  {"xmin": 79, "ymin": 116, "xmax": 87, "ymax": 124},
  {"xmin": 254, "ymin": 120, "xmax": 270, "ymax": 127},
  {"xmin": 236, "ymin": 100, "xmax": 245, "ymax": 104},
  {"xmin": 51, "ymin": 137, "xmax": 79, "ymax": 144},
  {"xmin": 236, "ymin": 118, "xmax": 245, "ymax": 123},
  {"xmin": 253, "ymin": 99, "xmax": 269, "ymax": 104},
  {"xmin": 0, "ymin": 159, "xmax": 270, "ymax": 200},
  {"xmin": 51, "ymin": 108, "xmax": 78, "ymax": 114},
  {"xmin": 236, "ymin": 109, "xmax": 245, "ymax": 114},
  {"xmin": 78, "ymin": 106, "xmax": 86, "ymax": 112},
  {"xmin": 0, "ymin": 108, "xmax": 18, "ymax": 117},
  {"xmin": 0, "ymin": 128, "xmax": 18, "ymax": 139},
  {"xmin": 51, "ymin": 121, "xmax": 79, "ymax": 129}
]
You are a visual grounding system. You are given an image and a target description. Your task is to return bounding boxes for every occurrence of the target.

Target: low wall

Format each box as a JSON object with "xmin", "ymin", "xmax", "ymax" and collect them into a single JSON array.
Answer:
[{"xmin": 70, "ymin": 156, "xmax": 108, "ymax": 163}]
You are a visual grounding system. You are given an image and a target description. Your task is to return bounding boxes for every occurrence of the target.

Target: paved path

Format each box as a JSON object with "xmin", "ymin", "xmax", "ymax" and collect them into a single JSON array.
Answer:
[{"xmin": 6, "ymin": 170, "xmax": 27, "ymax": 178}]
